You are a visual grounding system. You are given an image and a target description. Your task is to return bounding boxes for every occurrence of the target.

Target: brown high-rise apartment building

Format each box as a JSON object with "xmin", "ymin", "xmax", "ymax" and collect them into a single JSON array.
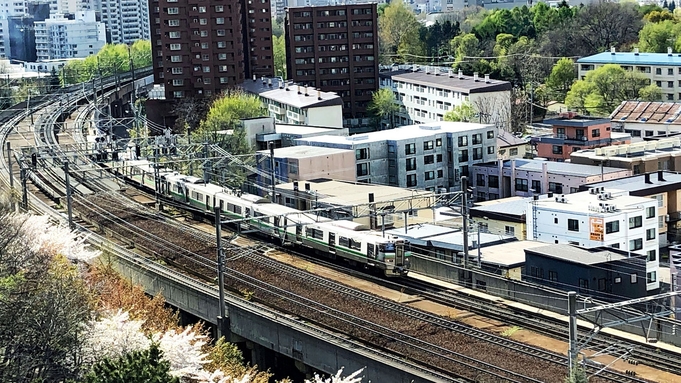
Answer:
[
  {"xmin": 149, "ymin": 0, "xmax": 273, "ymax": 100},
  {"xmin": 285, "ymin": 4, "xmax": 378, "ymax": 131}
]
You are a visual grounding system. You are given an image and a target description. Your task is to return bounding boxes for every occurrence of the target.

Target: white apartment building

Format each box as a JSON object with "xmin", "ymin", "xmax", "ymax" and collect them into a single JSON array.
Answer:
[
  {"xmin": 527, "ymin": 188, "xmax": 660, "ymax": 291},
  {"xmin": 0, "ymin": 0, "xmax": 27, "ymax": 58},
  {"xmin": 294, "ymin": 121, "xmax": 497, "ymax": 191},
  {"xmin": 35, "ymin": 11, "xmax": 106, "ymax": 61},
  {"xmin": 92, "ymin": 0, "xmax": 150, "ymax": 44},
  {"xmin": 578, "ymin": 48, "xmax": 681, "ymax": 102},
  {"xmin": 379, "ymin": 66, "xmax": 512, "ymax": 129},
  {"xmin": 242, "ymin": 78, "xmax": 344, "ymax": 129}
]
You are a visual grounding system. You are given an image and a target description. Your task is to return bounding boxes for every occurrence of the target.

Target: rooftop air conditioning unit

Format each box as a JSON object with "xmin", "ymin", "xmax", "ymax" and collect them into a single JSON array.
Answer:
[
  {"xmin": 604, "ymin": 192, "xmax": 612, "ymax": 199},
  {"xmin": 666, "ymin": 214, "xmax": 671, "ymax": 222},
  {"xmin": 555, "ymin": 197, "xmax": 561, "ymax": 202},
  {"xmin": 598, "ymin": 194, "xmax": 606, "ymax": 200},
  {"xmin": 609, "ymin": 205, "xmax": 617, "ymax": 213},
  {"xmin": 590, "ymin": 188, "xmax": 599, "ymax": 194}
]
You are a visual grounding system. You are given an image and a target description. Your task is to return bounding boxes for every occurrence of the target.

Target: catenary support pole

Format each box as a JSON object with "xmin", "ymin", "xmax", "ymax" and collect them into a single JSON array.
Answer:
[
  {"xmin": 568, "ymin": 291, "xmax": 578, "ymax": 374},
  {"xmin": 6, "ymin": 142, "xmax": 14, "ymax": 212},
  {"xmin": 64, "ymin": 161, "xmax": 73, "ymax": 229},
  {"xmin": 215, "ymin": 206, "xmax": 226, "ymax": 339},
  {"xmin": 269, "ymin": 142, "xmax": 276, "ymax": 203},
  {"xmin": 462, "ymin": 176, "xmax": 469, "ymax": 269},
  {"xmin": 20, "ymin": 167, "xmax": 27, "ymax": 211},
  {"xmin": 477, "ymin": 222, "xmax": 482, "ymax": 268}
]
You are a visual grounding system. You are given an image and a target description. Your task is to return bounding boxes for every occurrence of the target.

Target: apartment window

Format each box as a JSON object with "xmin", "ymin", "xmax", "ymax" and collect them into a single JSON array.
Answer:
[
  {"xmin": 405, "ymin": 143, "xmax": 416, "ymax": 155},
  {"xmin": 203, "ymin": 78, "xmax": 211, "ymax": 84},
  {"xmin": 473, "ymin": 147, "xmax": 483, "ymax": 160},
  {"xmin": 198, "ymin": 6, "xmax": 206, "ymax": 12},
  {"xmin": 200, "ymin": 30, "xmax": 208, "ymax": 37},
  {"xmin": 172, "ymin": 79, "xmax": 183, "ymax": 86},
  {"xmin": 458, "ymin": 136, "xmax": 468, "ymax": 147},
  {"xmin": 168, "ymin": 31, "xmax": 181, "ymax": 38},
  {"xmin": 218, "ymin": 53, "xmax": 227, "ymax": 60},
  {"xmin": 202, "ymin": 54, "xmax": 209, "ymax": 61},
  {"xmin": 592, "ymin": 129, "xmax": 600, "ymax": 137},
  {"xmin": 568, "ymin": 219, "xmax": 579, "ymax": 231},
  {"xmin": 425, "ymin": 171, "xmax": 435, "ymax": 180},
  {"xmin": 670, "ymin": 81, "xmax": 675, "ymax": 88},
  {"xmin": 424, "ymin": 155, "xmax": 434, "ymax": 164},
  {"xmin": 170, "ymin": 55, "xmax": 182, "ymax": 62},
  {"xmin": 436, "ymin": 138, "xmax": 442, "ymax": 147},
  {"xmin": 215, "ymin": 5, "xmax": 223, "ymax": 11},
  {"xmin": 406, "ymin": 158, "xmax": 416, "ymax": 171},
  {"xmin": 647, "ymin": 249, "xmax": 657, "ymax": 262},
  {"xmin": 355, "ymin": 148, "xmax": 369, "ymax": 160},
  {"xmin": 437, "ymin": 154, "xmax": 443, "ymax": 163},
  {"xmin": 217, "ymin": 30, "xmax": 226, "ymax": 36},
  {"xmin": 646, "ymin": 228, "xmax": 656, "ymax": 240},
  {"xmin": 458, "ymin": 150, "xmax": 469, "ymax": 162},
  {"xmin": 487, "ymin": 131, "xmax": 494, "ymax": 139},
  {"xmin": 167, "ymin": 7, "xmax": 179, "ymax": 14},
  {"xmin": 202, "ymin": 42, "xmax": 209, "ymax": 49},
  {"xmin": 531, "ymin": 180, "xmax": 541, "ymax": 194},
  {"xmin": 505, "ymin": 226, "xmax": 515, "ymax": 236},
  {"xmin": 220, "ymin": 77, "xmax": 228, "ymax": 84},
  {"xmin": 605, "ymin": 220, "xmax": 619, "ymax": 234},
  {"xmin": 487, "ymin": 146, "xmax": 495, "ymax": 154},
  {"xmin": 645, "ymin": 206, "xmax": 655, "ymax": 219},
  {"xmin": 217, "ymin": 41, "xmax": 226, "ymax": 48},
  {"xmin": 171, "ymin": 67, "xmax": 183, "ymax": 74},
  {"xmin": 510, "ymin": 148, "xmax": 518, "ymax": 156},
  {"xmin": 169, "ymin": 19, "xmax": 180, "ymax": 26},
  {"xmin": 647, "ymin": 271, "xmax": 657, "ymax": 283},
  {"xmin": 203, "ymin": 66, "xmax": 210, "ymax": 73},
  {"xmin": 552, "ymin": 145, "xmax": 563, "ymax": 154},
  {"xmin": 173, "ymin": 90, "xmax": 184, "ymax": 98},
  {"xmin": 460, "ymin": 165, "xmax": 469, "ymax": 177},
  {"xmin": 169, "ymin": 43, "xmax": 181, "ymax": 50},
  {"xmin": 407, "ymin": 174, "xmax": 417, "ymax": 187},
  {"xmin": 515, "ymin": 178, "xmax": 528, "ymax": 192},
  {"xmin": 472, "ymin": 133, "xmax": 482, "ymax": 145},
  {"xmin": 216, "ymin": 17, "xmax": 225, "ymax": 24},
  {"xmin": 579, "ymin": 278, "xmax": 589, "ymax": 291},
  {"xmin": 631, "ymin": 273, "xmax": 638, "ymax": 283},
  {"xmin": 548, "ymin": 271, "xmax": 558, "ymax": 282},
  {"xmin": 549, "ymin": 182, "xmax": 563, "ymax": 194},
  {"xmin": 489, "ymin": 175, "xmax": 499, "ymax": 188},
  {"xmin": 629, "ymin": 238, "xmax": 643, "ymax": 251},
  {"xmin": 629, "ymin": 216, "xmax": 642, "ymax": 229},
  {"xmin": 424, "ymin": 141, "xmax": 434, "ymax": 150},
  {"xmin": 356, "ymin": 163, "xmax": 369, "ymax": 177},
  {"xmin": 437, "ymin": 169, "xmax": 443, "ymax": 178},
  {"xmin": 476, "ymin": 174, "xmax": 485, "ymax": 186}
]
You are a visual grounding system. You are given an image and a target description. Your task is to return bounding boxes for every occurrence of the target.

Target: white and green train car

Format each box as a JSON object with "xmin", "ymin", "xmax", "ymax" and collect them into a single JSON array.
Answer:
[{"xmin": 121, "ymin": 160, "xmax": 172, "ymax": 191}]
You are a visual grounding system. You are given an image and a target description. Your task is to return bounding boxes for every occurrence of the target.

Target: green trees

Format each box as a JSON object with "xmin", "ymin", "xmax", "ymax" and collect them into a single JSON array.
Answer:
[
  {"xmin": 368, "ymin": 88, "xmax": 399, "ymax": 129},
  {"xmin": 378, "ymin": 0, "xmax": 421, "ymax": 62},
  {"xmin": 273, "ymin": 34, "xmax": 287, "ymax": 79},
  {"xmin": 443, "ymin": 102, "xmax": 475, "ymax": 122},
  {"xmin": 638, "ymin": 20, "xmax": 681, "ymax": 52},
  {"xmin": 198, "ymin": 91, "xmax": 266, "ymax": 137},
  {"xmin": 84, "ymin": 344, "xmax": 180, "ymax": 383},
  {"xmin": 546, "ymin": 58, "xmax": 576, "ymax": 102},
  {"xmin": 61, "ymin": 41, "xmax": 152, "ymax": 84},
  {"xmin": 565, "ymin": 64, "xmax": 650, "ymax": 115},
  {"xmin": 639, "ymin": 84, "xmax": 663, "ymax": 101}
]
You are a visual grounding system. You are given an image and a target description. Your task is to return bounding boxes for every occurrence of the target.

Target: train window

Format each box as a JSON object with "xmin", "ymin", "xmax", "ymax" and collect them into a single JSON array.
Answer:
[
  {"xmin": 296, "ymin": 224, "xmax": 302, "ymax": 236},
  {"xmin": 219, "ymin": 200, "xmax": 224, "ymax": 211},
  {"xmin": 313, "ymin": 229, "xmax": 324, "ymax": 240},
  {"xmin": 306, "ymin": 228, "xmax": 314, "ymax": 237},
  {"xmin": 367, "ymin": 244, "xmax": 375, "ymax": 259},
  {"xmin": 245, "ymin": 208, "xmax": 251, "ymax": 217},
  {"xmin": 274, "ymin": 217, "xmax": 280, "ymax": 227},
  {"xmin": 381, "ymin": 243, "xmax": 396, "ymax": 252},
  {"xmin": 339, "ymin": 236, "xmax": 349, "ymax": 247}
]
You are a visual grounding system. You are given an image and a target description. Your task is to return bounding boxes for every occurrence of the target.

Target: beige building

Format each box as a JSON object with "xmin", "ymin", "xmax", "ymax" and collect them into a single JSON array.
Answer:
[
  {"xmin": 469, "ymin": 197, "xmax": 529, "ymax": 240},
  {"xmin": 497, "ymin": 130, "xmax": 528, "ymax": 160},
  {"xmin": 571, "ymin": 137, "xmax": 681, "ymax": 174},
  {"xmin": 256, "ymin": 145, "xmax": 355, "ymax": 185},
  {"xmin": 273, "ymin": 179, "xmax": 436, "ymax": 229}
]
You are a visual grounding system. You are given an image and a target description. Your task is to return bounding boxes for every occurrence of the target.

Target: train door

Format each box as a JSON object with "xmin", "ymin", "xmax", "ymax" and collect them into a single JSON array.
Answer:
[
  {"xmin": 296, "ymin": 224, "xmax": 302, "ymax": 242},
  {"xmin": 328, "ymin": 232, "xmax": 336, "ymax": 253},
  {"xmin": 206, "ymin": 195, "xmax": 211, "ymax": 211},
  {"xmin": 219, "ymin": 200, "xmax": 224, "ymax": 213},
  {"xmin": 395, "ymin": 243, "xmax": 405, "ymax": 266}
]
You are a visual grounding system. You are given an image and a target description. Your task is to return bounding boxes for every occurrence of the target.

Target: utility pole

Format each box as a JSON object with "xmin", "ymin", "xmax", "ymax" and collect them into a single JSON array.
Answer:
[
  {"xmin": 477, "ymin": 222, "xmax": 482, "ymax": 268},
  {"xmin": 154, "ymin": 148, "xmax": 161, "ymax": 211},
  {"xmin": 404, "ymin": 210, "xmax": 409, "ymax": 234},
  {"xmin": 269, "ymin": 142, "xmax": 276, "ymax": 203},
  {"xmin": 64, "ymin": 161, "xmax": 73, "ymax": 229},
  {"xmin": 214, "ymin": 206, "xmax": 226, "ymax": 339},
  {"xmin": 461, "ymin": 176, "xmax": 469, "ymax": 269},
  {"xmin": 529, "ymin": 82, "xmax": 534, "ymax": 125},
  {"xmin": 6, "ymin": 142, "xmax": 15, "ymax": 212},
  {"xmin": 568, "ymin": 291, "xmax": 578, "ymax": 374},
  {"xmin": 203, "ymin": 142, "xmax": 210, "ymax": 184},
  {"xmin": 20, "ymin": 166, "xmax": 27, "ymax": 211}
]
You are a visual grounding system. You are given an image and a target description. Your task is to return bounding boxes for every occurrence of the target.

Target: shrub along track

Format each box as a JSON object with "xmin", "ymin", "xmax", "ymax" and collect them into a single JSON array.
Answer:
[{"xmin": 73, "ymin": 192, "xmax": 649, "ymax": 383}]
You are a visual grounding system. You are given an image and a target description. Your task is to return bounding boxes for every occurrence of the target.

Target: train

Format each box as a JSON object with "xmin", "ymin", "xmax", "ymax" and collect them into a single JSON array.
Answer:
[{"xmin": 115, "ymin": 160, "xmax": 411, "ymax": 277}]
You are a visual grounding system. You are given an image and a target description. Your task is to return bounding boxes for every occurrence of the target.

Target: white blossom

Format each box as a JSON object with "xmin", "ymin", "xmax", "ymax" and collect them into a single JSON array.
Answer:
[
  {"xmin": 305, "ymin": 368, "xmax": 364, "ymax": 383},
  {"xmin": 194, "ymin": 369, "xmax": 253, "ymax": 383},
  {"xmin": 153, "ymin": 326, "xmax": 210, "ymax": 378},
  {"xmin": 81, "ymin": 310, "xmax": 151, "ymax": 365}
]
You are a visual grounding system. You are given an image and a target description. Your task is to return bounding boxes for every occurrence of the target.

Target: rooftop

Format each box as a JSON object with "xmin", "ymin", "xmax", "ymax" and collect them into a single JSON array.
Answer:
[
  {"xmin": 577, "ymin": 50, "xmax": 681, "ymax": 67},
  {"xmin": 527, "ymin": 244, "xmax": 633, "ymax": 265},
  {"xmin": 543, "ymin": 113, "xmax": 610, "ymax": 128},
  {"xmin": 241, "ymin": 77, "xmax": 343, "ymax": 109},
  {"xmin": 478, "ymin": 241, "xmax": 547, "ymax": 267},
  {"xmin": 497, "ymin": 130, "xmax": 527, "ymax": 148},
  {"xmin": 475, "ymin": 159, "xmax": 628, "ymax": 177},
  {"xmin": 571, "ymin": 136, "xmax": 681, "ymax": 162},
  {"xmin": 584, "ymin": 171, "xmax": 681, "ymax": 194},
  {"xmin": 610, "ymin": 101, "xmax": 681, "ymax": 125},
  {"xmin": 380, "ymin": 68, "xmax": 512, "ymax": 93},
  {"xmin": 295, "ymin": 121, "xmax": 494, "ymax": 147},
  {"xmin": 275, "ymin": 124, "xmax": 345, "ymax": 136},
  {"xmin": 385, "ymin": 223, "xmax": 516, "ymax": 253},
  {"xmin": 257, "ymin": 145, "xmax": 352, "ymax": 159},
  {"xmin": 274, "ymin": 179, "xmax": 433, "ymax": 206},
  {"xmin": 533, "ymin": 189, "xmax": 655, "ymax": 215},
  {"xmin": 470, "ymin": 196, "xmax": 530, "ymax": 221}
]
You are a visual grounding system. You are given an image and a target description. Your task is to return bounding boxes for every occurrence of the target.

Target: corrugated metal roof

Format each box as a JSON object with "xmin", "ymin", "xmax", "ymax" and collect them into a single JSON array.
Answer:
[{"xmin": 611, "ymin": 101, "xmax": 681, "ymax": 125}]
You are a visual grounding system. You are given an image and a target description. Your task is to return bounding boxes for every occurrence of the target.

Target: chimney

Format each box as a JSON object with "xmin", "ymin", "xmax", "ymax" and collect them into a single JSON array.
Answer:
[
  {"xmin": 645, "ymin": 173, "xmax": 652, "ymax": 184},
  {"xmin": 669, "ymin": 47, "xmax": 674, "ymax": 56},
  {"xmin": 458, "ymin": 69, "xmax": 463, "ymax": 79},
  {"xmin": 297, "ymin": 85, "xmax": 301, "ymax": 94},
  {"xmin": 484, "ymin": 74, "xmax": 490, "ymax": 83},
  {"xmin": 262, "ymin": 76, "xmax": 266, "ymax": 85},
  {"xmin": 252, "ymin": 74, "xmax": 256, "ymax": 82},
  {"xmin": 473, "ymin": 72, "xmax": 479, "ymax": 82},
  {"xmin": 268, "ymin": 78, "xmax": 272, "ymax": 87},
  {"xmin": 448, "ymin": 69, "xmax": 453, "ymax": 78},
  {"xmin": 285, "ymin": 81, "xmax": 290, "ymax": 91},
  {"xmin": 304, "ymin": 86, "xmax": 309, "ymax": 96},
  {"xmin": 317, "ymin": 90, "xmax": 322, "ymax": 100},
  {"xmin": 610, "ymin": 46, "xmax": 616, "ymax": 55},
  {"xmin": 634, "ymin": 47, "xmax": 639, "ymax": 55},
  {"xmin": 659, "ymin": 170, "xmax": 666, "ymax": 182},
  {"xmin": 425, "ymin": 66, "xmax": 430, "ymax": 74}
]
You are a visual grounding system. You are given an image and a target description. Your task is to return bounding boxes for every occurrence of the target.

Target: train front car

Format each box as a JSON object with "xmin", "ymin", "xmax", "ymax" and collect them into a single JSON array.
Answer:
[{"xmin": 379, "ymin": 237, "xmax": 411, "ymax": 277}]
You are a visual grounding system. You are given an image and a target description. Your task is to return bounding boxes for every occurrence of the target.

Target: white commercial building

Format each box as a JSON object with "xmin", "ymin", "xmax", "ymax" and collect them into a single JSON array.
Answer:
[
  {"xmin": 578, "ymin": 48, "xmax": 681, "ymax": 102},
  {"xmin": 35, "ymin": 11, "xmax": 106, "ymax": 60},
  {"xmin": 93, "ymin": 0, "xmax": 150, "ymax": 44},
  {"xmin": 379, "ymin": 66, "xmax": 512, "ymax": 129},
  {"xmin": 242, "ymin": 77, "xmax": 344, "ymax": 129},
  {"xmin": 527, "ymin": 188, "xmax": 660, "ymax": 291},
  {"xmin": 294, "ymin": 121, "xmax": 498, "ymax": 191}
]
